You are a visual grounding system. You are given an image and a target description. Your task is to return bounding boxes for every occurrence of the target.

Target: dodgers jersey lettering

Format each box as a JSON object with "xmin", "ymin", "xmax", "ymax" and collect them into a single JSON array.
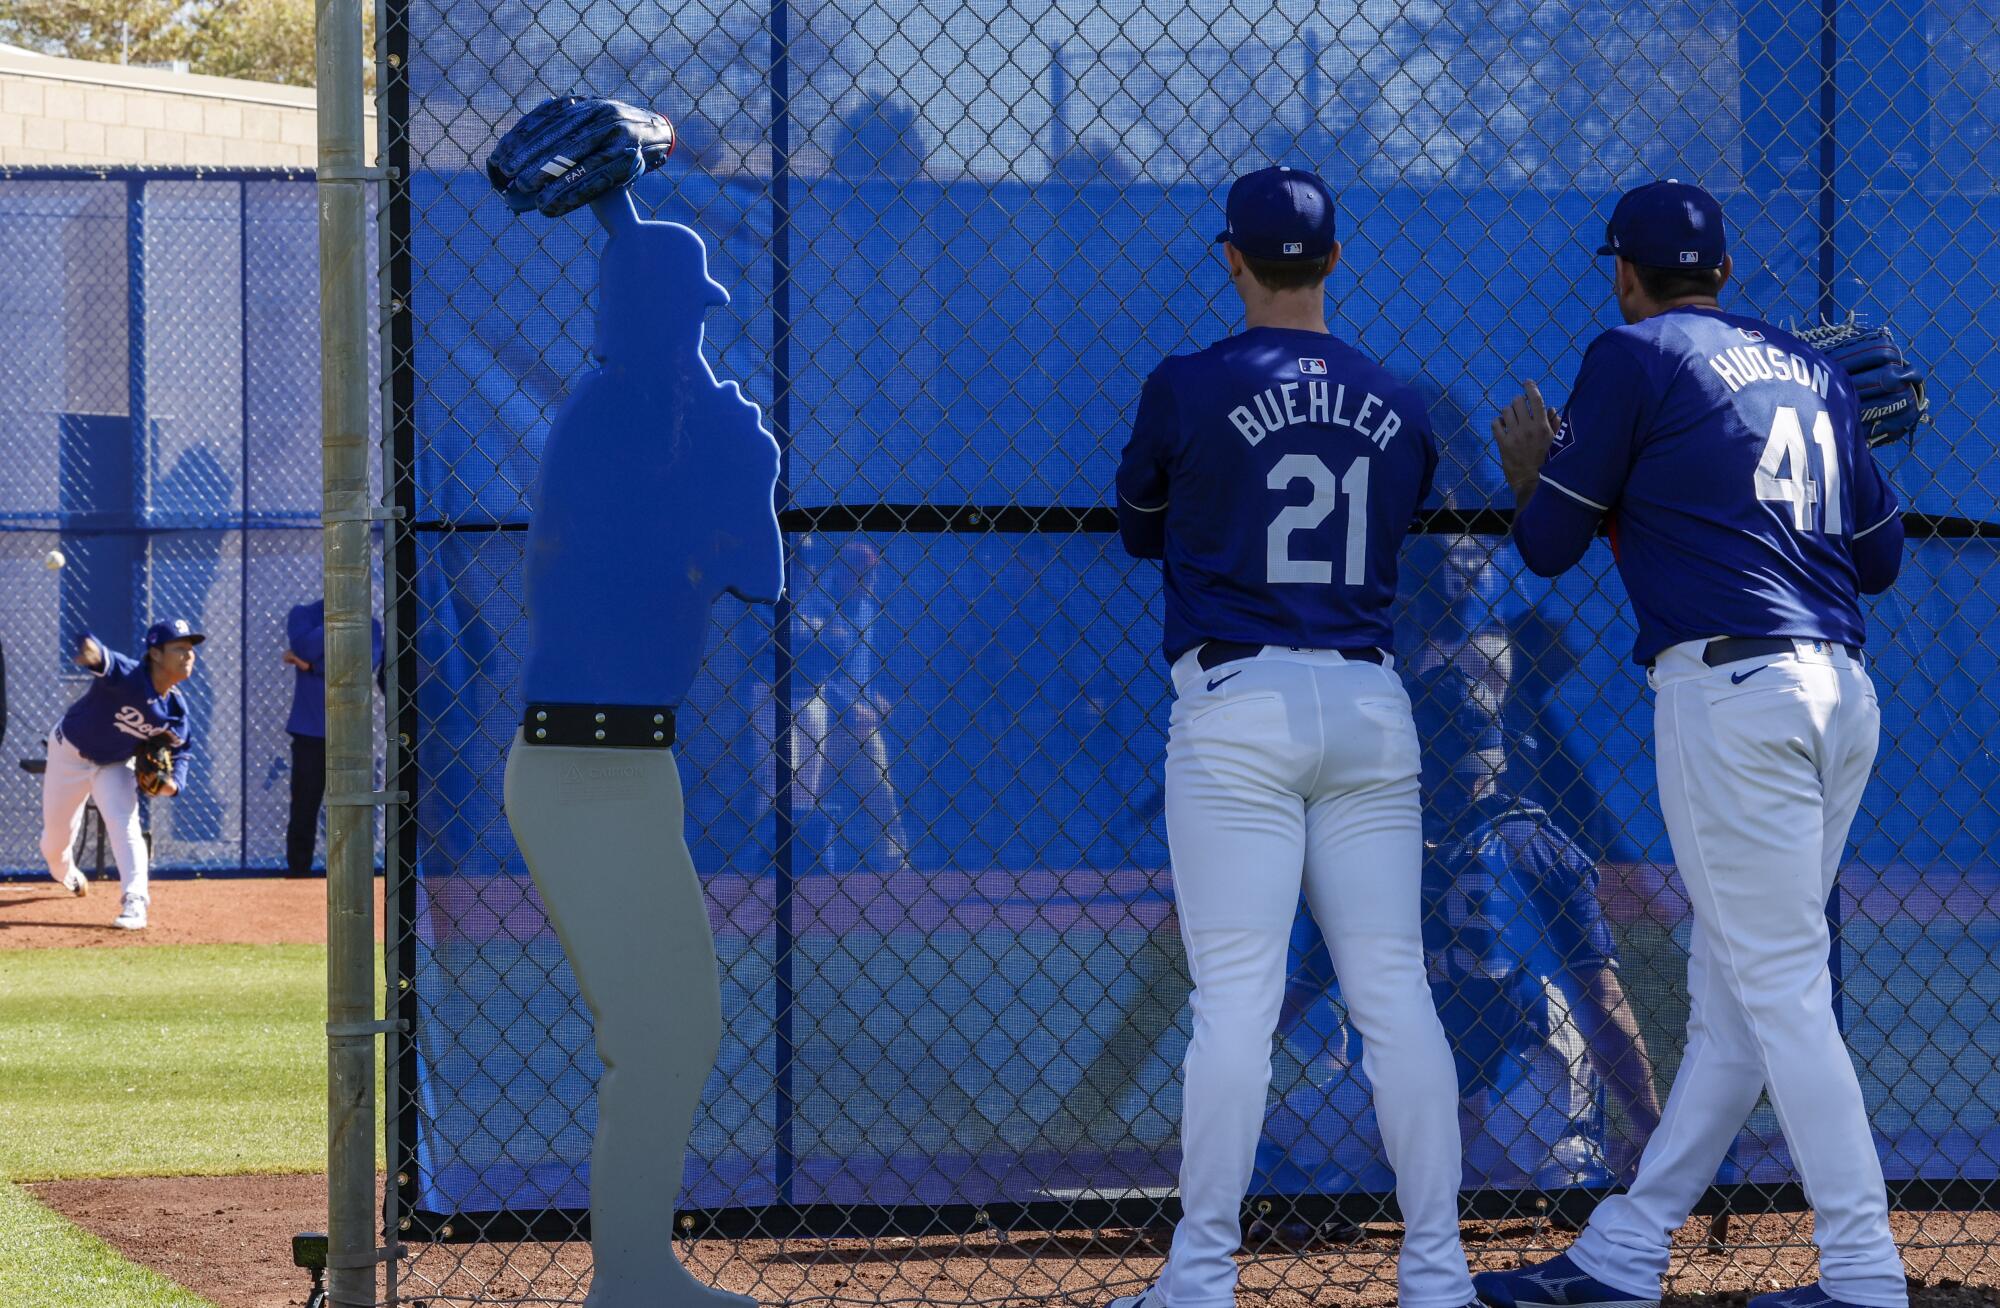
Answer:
[
  {"xmin": 1525, "ymin": 305, "xmax": 1899, "ymax": 663},
  {"xmin": 1425, "ymin": 800, "xmax": 1613, "ymax": 996},
  {"xmin": 60, "ymin": 648, "xmax": 192, "ymax": 764},
  {"xmin": 1115, "ymin": 326, "xmax": 1438, "ymax": 661}
]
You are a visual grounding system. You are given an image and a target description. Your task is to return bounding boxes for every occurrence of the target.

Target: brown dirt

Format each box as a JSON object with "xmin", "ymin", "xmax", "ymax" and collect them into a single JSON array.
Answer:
[
  {"xmin": 0, "ymin": 875, "xmax": 384, "ymax": 950},
  {"xmin": 13, "ymin": 881, "xmax": 1998, "ymax": 1308},
  {"xmin": 30, "ymin": 1173, "xmax": 2000, "ymax": 1308}
]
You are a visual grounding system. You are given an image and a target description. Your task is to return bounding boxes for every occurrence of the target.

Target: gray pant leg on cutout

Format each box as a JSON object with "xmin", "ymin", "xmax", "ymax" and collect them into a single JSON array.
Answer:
[{"xmin": 504, "ymin": 730, "xmax": 757, "ymax": 1308}]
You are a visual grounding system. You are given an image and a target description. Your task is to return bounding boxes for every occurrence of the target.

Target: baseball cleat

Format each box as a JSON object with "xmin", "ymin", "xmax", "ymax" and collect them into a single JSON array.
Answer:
[
  {"xmin": 1747, "ymin": 1284, "xmax": 1870, "ymax": 1308},
  {"xmin": 112, "ymin": 895, "xmax": 147, "ymax": 931},
  {"xmin": 1473, "ymin": 1253, "xmax": 1658, "ymax": 1308},
  {"xmin": 64, "ymin": 871, "xmax": 88, "ymax": 897}
]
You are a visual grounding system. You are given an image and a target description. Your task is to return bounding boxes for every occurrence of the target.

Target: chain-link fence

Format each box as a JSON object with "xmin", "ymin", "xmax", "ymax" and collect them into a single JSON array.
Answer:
[
  {"xmin": 0, "ymin": 168, "xmax": 380, "ymax": 878},
  {"xmin": 378, "ymin": 2, "xmax": 2000, "ymax": 1304}
]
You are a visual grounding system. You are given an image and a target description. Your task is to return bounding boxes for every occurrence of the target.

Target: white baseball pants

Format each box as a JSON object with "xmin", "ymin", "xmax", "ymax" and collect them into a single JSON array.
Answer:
[
  {"xmin": 1155, "ymin": 647, "xmax": 1472, "ymax": 1308},
  {"xmin": 1569, "ymin": 640, "xmax": 1906, "ymax": 1307},
  {"xmin": 40, "ymin": 728, "xmax": 148, "ymax": 903}
]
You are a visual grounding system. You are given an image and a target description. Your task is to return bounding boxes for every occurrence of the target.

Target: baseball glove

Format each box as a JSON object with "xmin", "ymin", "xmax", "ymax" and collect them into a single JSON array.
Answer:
[
  {"xmin": 486, "ymin": 96, "xmax": 676, "ymax": 218},
  {"xmin": 1795, "ymin": 318, "xmax": 1930, "ymax": 447},
  {"xmin": 135, "ymin": 741, "xmax": 175, "ymax": 798}
]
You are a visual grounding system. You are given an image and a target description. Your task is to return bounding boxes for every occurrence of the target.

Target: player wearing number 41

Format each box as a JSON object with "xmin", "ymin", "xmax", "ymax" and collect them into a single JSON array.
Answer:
[
  {"xmin": 41, "ymin": 620, "xmax": 203, "ymax": 931},
  {"xmin": 1114, "ymin": 165, "xmax": 1476, "ymax": 1308},
  {"xmin": 1476, "ymin": 180, "xmax": 1906, "ymax": 1308}
]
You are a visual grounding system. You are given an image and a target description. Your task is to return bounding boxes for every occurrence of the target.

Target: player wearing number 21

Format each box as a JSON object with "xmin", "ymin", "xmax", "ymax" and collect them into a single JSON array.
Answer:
[
  {"xmin": 1113, "ymin": 165, "xmax": 1476, "ymax": 1308},
  {"xmin": 1476, "ymin": 181, "xmax": 1907, "ymax": 1308}
]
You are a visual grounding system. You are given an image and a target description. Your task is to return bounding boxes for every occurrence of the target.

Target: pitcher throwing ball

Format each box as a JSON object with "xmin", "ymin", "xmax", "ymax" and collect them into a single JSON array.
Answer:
[
  {"xmin": 1475, "ymin": 180, "xmax": 1907, "ymax": 1308},
  {"xmin": 1113, "ymin": 165, "xmax": 1474, "ymax": 1308},
  {"xmin": 42, "ymin": 619, "xmax": 203, "ymax": 931}
]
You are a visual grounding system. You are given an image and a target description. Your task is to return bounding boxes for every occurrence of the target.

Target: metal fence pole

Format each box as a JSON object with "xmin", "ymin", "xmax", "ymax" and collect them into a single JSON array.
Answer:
[{"xmin": 318, "ymin": 0, "xmax": 379, "ymax": 1296}]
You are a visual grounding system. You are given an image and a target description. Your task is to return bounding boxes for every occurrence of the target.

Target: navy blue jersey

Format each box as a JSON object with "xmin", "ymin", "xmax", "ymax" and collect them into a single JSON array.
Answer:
[
  {"xmin": 285, "ymin": 601, "xmax": 385, "ymax": 738},
  {"xmin": 59, "ymin": 647, "xmax": 191, "ymax": 765},
  {"xmin": 1425, "ymin": 800, "xmax": 1613, "ymax": 990},
  {"xmin": 1116, "ymin": 327, "xmax": 1438, "ymax": 662},
  {"xmin": 1519, "ymin": 306, "xmax": 1899, "ymax": 663},
  {"xmin": 1424, "ymin": 799, "xmax": 1614, "ymax": 1092}
]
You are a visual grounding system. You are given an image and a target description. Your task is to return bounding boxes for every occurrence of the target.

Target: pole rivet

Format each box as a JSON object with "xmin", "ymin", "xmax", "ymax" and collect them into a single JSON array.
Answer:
[
  {"xmin": 653, "ymin": 731, "xmax": 664, "ymax": 742},
  {"xmin": 680, "ymin": 1215, "xmax": 695, "ymax": 1231},
  {"xmin": 594, "ymin": 729, "xmax": 606, "ymax": 741},
  {"xmin": 398, "ymin": 977, "xmax": 411, "ymax": 991},
  {"xmin": 396, "ymin": 1171, "xmax": 409, "ymax": 1186},
  {"xmin": 594, "ymin": 711, "xmax": 606, "ymax": 724},
  {"xmin": 535, "ymin": 728, "xmax": 547, "ymax": 740},
  {"xmin": 387, "ymin": 51, "xmax": 402, "ymax": 67},
  {"xmin": 654, "ymin": 713, "xmax": 665, "ymax": 725},
  {"xmin": 440, "ymin": 1223, "xmax": 454, "ymax": 1239},
  {"xmin": 536, "ymin": 710, "xmax": 548, "ymax": 722},
  {"xmin": 398, "ymin": 1216, "xmax": 412, "ymax": 1231}
]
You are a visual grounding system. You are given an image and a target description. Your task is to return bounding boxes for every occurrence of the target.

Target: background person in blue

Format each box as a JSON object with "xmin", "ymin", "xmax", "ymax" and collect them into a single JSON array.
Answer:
[
  {"xmin": 39, "ymin": 619, "xmax": 202, "ymax": 931},
  {"xmin": 281, "ymin": 599, "xmax": 385, "ymax": 877},
  {"xmin": 1475, "ymin": 181, "xmax": 1907, "ymax": 1308},
  {"xmin": 1260, "ymin": 661, "xmax": 1661, "ymax": 1201},
  {"xmin": 1113, "ymin": 164, "xmax": 1474, "ymax": 1308}
]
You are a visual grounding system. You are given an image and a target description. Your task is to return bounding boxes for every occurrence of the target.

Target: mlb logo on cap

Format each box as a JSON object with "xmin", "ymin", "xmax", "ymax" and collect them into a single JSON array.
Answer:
[
  {"xmin": 1596, "ymin": 178, "xmax": 1728, "ymax": 270},
  {"xmin": 1215, "ymin": 165, "xmax": 1338, "ymax": 263},
  {"xmin": 1299, "ymin": 358, "xmax": 1327, "ymax": 374}
]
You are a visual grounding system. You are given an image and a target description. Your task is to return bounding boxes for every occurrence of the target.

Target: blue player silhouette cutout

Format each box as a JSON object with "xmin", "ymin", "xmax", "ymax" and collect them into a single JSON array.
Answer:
[{"xmin": 494, "ymin": 99, "xmax": 780, "ymax": 1308}]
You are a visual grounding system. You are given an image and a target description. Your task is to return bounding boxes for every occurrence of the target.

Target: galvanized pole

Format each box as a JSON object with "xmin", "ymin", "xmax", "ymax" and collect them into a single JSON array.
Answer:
[{"xmin": 317, "ymin": 0, "xmax": 378, "ymax": 1295}]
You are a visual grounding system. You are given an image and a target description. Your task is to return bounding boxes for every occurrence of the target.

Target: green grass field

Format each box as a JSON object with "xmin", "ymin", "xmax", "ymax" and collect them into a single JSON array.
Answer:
[{"xmin": 0, "ymin": 942, "xmax": 331, "ymax": 1306}]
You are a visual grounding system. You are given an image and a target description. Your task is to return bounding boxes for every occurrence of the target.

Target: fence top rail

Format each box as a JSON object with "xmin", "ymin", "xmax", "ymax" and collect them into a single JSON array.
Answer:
[{"xmin": 0, "ymin": 166, "xmax": 316, "ymax": 182}]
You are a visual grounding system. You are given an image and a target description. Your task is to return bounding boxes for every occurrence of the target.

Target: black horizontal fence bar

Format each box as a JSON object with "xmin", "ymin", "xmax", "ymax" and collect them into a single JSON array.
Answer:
[
  {"xmin": 394, "ymin": 1177, "xmax": 2000, "ymax": 1245},
  {"xmin": 403, "ymin": 508, "xmax": 1998, "ymax": 539}
]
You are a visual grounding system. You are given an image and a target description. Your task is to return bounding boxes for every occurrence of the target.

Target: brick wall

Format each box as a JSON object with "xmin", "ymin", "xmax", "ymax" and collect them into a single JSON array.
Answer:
[{"xmin": 0, "ymin": 49, "xmax": 376, "ymax": 167}]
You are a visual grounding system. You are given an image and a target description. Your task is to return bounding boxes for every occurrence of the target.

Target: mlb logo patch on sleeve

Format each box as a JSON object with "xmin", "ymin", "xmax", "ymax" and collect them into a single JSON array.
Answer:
[{"xmin": 1298, "ymin": 358, "xmax": 1327, "ymax": 375}]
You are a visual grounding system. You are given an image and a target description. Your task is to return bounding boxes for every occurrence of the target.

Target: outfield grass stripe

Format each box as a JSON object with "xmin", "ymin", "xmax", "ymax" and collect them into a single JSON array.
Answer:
[
  {"xmin": 0, "ymin": 1181, "xmax": 217, "ymax": 1307},
  {"xmin": 0, "ymin": 942, "xmax": 374, "ymax": 1181}
]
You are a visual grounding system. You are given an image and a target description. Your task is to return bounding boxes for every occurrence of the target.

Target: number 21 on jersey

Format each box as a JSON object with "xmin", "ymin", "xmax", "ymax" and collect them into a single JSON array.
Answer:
[
  {"xmin": 1268, "ymin": 453, "xmax": 1369, "ymax": 584},
  {"xmin": 1755, "ymin": 404, "xmax": 1844, "ymax": 534}
]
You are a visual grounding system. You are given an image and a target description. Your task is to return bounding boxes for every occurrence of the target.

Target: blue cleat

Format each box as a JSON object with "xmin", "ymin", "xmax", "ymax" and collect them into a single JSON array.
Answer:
[
  {"xmin": 1747, "ymin": 1285, "xmax": 1875, "ymax": 1308},
  {"xmin": 1472, "ymin": 1253, "xmax": 1659, "ymax": 1308}
]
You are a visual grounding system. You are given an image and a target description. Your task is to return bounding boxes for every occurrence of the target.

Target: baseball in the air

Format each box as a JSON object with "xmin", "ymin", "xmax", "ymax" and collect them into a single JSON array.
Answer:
[{"xmin": 43, "ymin": 549, "xmax": 65, "ymax": 571}]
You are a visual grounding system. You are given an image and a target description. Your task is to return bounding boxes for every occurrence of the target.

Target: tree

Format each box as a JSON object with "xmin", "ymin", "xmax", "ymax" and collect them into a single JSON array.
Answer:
[
  {"xmin": 0, "ymin": 0, "xmax": 188, "ymax": 67},
  {"xmin": 184, "ymin": 0, "xmax": 317, "ymax": 86},
  {"xmin": 1, "ymin": 0, "xmax": 369, "ymax": 89}
]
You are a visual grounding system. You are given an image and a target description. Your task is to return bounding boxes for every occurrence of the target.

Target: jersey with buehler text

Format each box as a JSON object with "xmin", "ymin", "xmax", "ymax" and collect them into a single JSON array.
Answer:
[
  {"xmin": 1517, "ymin": 305, "xmax": 1900, "ymax": 664},
  {"xmin": 1115, "ymin": 326, "xmax": 1438, "ymax": 662}
]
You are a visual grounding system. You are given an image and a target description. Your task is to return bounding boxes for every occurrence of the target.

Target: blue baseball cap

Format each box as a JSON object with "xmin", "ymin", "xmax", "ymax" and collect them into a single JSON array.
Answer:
[
  {"xmin": 1215, "ymin": 165, "xmax": 1337, "ymax": 262},
  {"xmin": 1597, "ymin": 179, "xmax": 1727, "ymax": 269},
  {"xmin": 145, "ymin": 618, "xmax": 206, "ymax": 647}
]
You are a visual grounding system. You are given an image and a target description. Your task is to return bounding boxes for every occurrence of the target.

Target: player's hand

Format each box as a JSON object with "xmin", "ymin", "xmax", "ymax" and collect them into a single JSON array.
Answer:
[
  {"xmin": 74, "ymin": 636, "xmax": 104, "ymax": 671},
  {"xmin": 282, "ymin": 651, "xmax": 311, "ymax": 671},
  {"xmin": 1492, "ymin": 380, "xmax": 1560, "ymax": 504}
]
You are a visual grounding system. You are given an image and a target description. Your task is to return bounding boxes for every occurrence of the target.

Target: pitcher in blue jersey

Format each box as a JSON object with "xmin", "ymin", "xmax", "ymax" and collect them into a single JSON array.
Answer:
[
  {"xmin": 1475, "ymin": 181, "xmax": 1907, "ymax": 1308},
  {"xmin": 40, "ymin": 619, "xmax": 202, "ymax": 930},
  {"xmin": 1112, "ymin": 165, "xmax": 1474, "ymax": 1308}
]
